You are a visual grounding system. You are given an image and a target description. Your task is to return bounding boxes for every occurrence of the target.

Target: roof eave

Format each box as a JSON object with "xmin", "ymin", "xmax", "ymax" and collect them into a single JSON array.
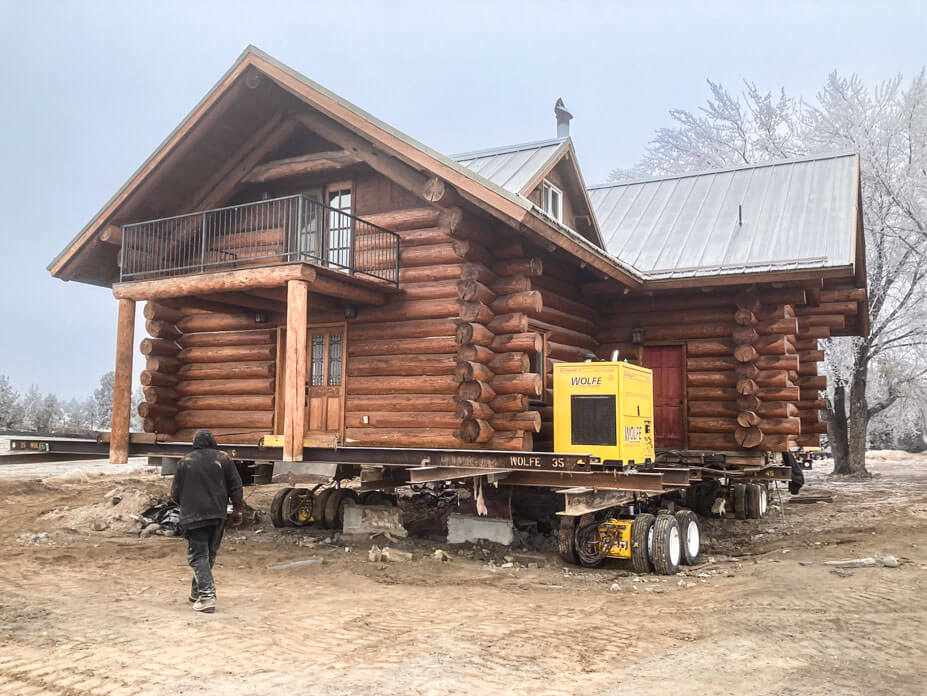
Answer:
[
  {"xmin": 49, "ymin": 46, "xmax": 260, "ymax": 279},
  {"xmin": 640, "ymin": 265, "xmax": 856, "ymax": 290},
  {"xmin": 522, "ymin": 209, "xmax": 641, "ymax": 287}
]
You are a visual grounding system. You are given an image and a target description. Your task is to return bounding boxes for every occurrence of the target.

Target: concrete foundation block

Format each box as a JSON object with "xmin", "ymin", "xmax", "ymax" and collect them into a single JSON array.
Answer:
[
  {"xmin": 446, "ymin": 513, "xmax": 514, "ymax": 546},
  {"xmin": 343, "ymin": 505, "xmax": 407, "ymax": 538}
]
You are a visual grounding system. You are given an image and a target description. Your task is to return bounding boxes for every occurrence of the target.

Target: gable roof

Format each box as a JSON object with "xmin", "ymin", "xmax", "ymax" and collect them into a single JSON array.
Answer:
[
  {"xmin": 587, "ymin": 152, "xmax": 861, "ymax": 282},
  {"xmin": 454, "ymin": 138, "xmax": 605, "ymax": 247},
  {"xmin": 453, "ymin": 138, "xmax": 568, "ymax": 194},
  {"xmin": 50, "ymin": 46, "xmax": 637, "ymax": 288}
]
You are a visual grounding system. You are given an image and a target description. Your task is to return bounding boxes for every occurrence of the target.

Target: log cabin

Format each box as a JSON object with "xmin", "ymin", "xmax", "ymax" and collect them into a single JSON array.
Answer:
[{"xmin": 49, "ymin": 46, "xmax": 868, "ymax": 466}]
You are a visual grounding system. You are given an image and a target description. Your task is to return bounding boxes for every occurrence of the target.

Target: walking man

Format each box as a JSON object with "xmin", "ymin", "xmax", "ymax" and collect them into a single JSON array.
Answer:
[{"xmin": 170, "ymin": 429, "xmax": 244, "ymax": 613}]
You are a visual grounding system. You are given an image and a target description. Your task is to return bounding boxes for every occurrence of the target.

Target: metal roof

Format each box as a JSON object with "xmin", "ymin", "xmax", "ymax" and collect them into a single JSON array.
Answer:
[
  {"xmin": 453, "ymin": 138, "xmax": 567, "ymax": 195},
  {"xmin": 587, "ymin": 153, "xmax": 859, "ymax": 280}
]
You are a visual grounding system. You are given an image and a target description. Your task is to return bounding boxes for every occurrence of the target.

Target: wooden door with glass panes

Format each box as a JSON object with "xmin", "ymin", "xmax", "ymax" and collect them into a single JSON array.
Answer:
[{"xmin": 305, "ymin": 325, "xmax": 346, "ymax": 440}]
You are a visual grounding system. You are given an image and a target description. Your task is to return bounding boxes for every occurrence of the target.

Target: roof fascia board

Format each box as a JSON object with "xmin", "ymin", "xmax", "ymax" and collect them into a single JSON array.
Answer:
[
  {"xmin": 49, "ymin": 50, "xmax": 254, "ymax": 277},
  {"xmin": 640, "ymin": 265, "xmax": 855, "ymax": 290},
  {"xmin": 516, "ymin": 140, "xmax": 571, "ymax": 195}
]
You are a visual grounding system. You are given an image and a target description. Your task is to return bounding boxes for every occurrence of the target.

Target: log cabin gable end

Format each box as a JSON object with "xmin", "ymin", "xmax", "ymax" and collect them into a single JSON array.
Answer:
[{"xmin": 521, "ymin": 144, "xmax": 604, "ymax": 249}]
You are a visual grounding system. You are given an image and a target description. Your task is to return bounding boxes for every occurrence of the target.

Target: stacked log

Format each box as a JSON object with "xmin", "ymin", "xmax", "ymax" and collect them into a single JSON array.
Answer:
[
  {"xmin": 344, "ymin": 205, "xmax": 481, "ymax": 449},
  {"xmin": 138, "ymin": 301, "xmax": 278, "ymax": 443},
  {"xmin": 732, "ymin": 291, "xmax": 764, "ymax": 449},
  {"xmin": 138, "ymin": 302, "xmax": 183, "ymax": 434},
  {"xmin": 595, "ymin": 286, "xmax": 816, "ymax": 452}
]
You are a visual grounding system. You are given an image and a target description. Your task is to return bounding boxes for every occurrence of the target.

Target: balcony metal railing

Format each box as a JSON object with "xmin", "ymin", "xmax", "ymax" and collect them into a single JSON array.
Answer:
[{"xmin": 120, "ymin": 194, "xmax": 400, "ymax": 285}]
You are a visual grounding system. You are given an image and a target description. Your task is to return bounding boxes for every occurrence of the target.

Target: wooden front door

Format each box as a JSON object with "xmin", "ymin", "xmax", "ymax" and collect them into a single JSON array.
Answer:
[
  {"xmin": 306, "ymin": 326, "xmax": 346, "ymax": 441},
  {"xmin": 644, "ymin": 345, "xmax": 686, "ymax": 448}
]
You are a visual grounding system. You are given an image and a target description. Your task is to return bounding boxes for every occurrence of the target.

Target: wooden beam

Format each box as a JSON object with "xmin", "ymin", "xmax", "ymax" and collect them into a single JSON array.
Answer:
[
  {"xmin": 110, "ymin": 299, "xmax": 136, "ymax": 463},
  {"xmin": 113, "ymin": 264, "xmax": 317, "ymax": 301},
  {"xmin": 189, "ymin": 116, "xmax": 297, "ymax": 211},
  {"xmin": 283, "ymin": 280, "xmax": 308, "ymax": 462},
  {"xmin": 99, "ymin": 224, "xmax": 122, "ymax": 245},
  {"xmin": 296, "ymin": 110, "xmax": 435, "ymax": 202},
  {"xmin": 309, "ymin": 273, "xmax": 387, "ymax": 305},
  {"xmin": 242, "ymin": 150, "xmax": 360, "ymax": 183},
  {"xmin": 197, "ymin": 291, "xmax": 286, "ymax": 314}
]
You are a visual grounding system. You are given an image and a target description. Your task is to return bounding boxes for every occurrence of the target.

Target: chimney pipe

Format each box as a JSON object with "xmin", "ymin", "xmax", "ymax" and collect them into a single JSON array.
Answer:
[{"xmin": 555, "ymin": 98, "xmax": 572, "ymax": 138}]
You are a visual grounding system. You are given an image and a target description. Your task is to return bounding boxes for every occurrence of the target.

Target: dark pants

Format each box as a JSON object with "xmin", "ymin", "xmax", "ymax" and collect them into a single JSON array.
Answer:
[{"xmin": 185, "ymin": 521, "xmax": 225, "ymax": 601}]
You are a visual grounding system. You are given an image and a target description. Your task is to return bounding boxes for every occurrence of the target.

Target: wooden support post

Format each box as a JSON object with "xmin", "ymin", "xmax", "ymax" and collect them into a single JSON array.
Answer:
[
  {"xmin": 282, "ymin": 280, "xmax": 308, "ymax": 462},
  {"xmin": 110, "ymin": 299, "xmax": 136, "ymax": 464}
]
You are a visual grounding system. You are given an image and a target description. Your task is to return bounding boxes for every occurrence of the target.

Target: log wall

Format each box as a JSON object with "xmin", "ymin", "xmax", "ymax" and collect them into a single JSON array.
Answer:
[
  {"xmin": 138, "ymin": 301, "xmax": 277, "ymax": 444},
  {"xmin": 593, "ymin": 284, "xmax": 862, "ymax": 452},
  {"xmin": 132, "ymin": 181, "xmax": 861, "ymax": 456}
]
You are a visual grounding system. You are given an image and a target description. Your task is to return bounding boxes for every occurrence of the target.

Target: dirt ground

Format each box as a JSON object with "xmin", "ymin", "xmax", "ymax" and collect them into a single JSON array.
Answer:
[{"xmin": 0, "ymin": 451, "xmax": 925, "ymax": 696}]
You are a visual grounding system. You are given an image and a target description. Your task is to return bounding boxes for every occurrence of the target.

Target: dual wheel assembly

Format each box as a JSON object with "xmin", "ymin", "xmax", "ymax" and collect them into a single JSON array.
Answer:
[
  {"xmin": 270, "ymin": 487, "xmax": 397, "ymax": 530},
  {"xmin": 732, "ymin": 482, "xmax": 769, "ymax": 520},
  {"xmin": 560, "ymin": 510, "xmax": 702, "ymax": 575}
]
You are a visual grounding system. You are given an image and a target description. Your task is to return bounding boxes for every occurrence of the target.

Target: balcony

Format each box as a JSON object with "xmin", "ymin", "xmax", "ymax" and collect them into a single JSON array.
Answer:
[{"xmin": 119, "ymin": 194, "xmax": 399, "ymax": 286}]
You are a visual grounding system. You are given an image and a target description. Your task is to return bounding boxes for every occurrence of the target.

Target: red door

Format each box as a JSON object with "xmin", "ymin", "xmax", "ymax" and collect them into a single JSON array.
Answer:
[{"xmin": 643, "ymin": 346, "xmax": 685, "ymax": 448}]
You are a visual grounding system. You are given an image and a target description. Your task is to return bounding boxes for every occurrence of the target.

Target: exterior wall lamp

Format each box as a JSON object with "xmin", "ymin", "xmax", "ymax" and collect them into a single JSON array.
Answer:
[{"xmin": 631, "ymin": 327, "xmax": 645, "ymax": 345}]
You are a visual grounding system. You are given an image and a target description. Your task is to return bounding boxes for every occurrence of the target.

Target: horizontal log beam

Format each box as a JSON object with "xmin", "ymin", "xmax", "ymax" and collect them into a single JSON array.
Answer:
[{"xmin": 113, "ymin": 264, "xmax": 317, "ymax": 300}]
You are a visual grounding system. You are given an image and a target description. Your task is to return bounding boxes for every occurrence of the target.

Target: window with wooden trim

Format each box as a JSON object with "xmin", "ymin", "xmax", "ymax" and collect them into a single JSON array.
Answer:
[
  {"xmin": 325, "ymin": 181, "xmax": 353, "ymax": 269},
  {"xmin": 541, "ymin": 180, "xmax": 563, "ymax": 223}
]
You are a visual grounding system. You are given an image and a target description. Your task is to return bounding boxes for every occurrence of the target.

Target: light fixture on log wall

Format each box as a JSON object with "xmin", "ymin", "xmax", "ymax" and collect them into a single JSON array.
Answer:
[
  {"xmin": 344, "ymin": 306, "xmax": 357, "ymax": 319},
  {"xmin": 631, "ymin": 327, "xmax": 645, "ymax": 344},
  {"xmin": 254, "ymin": 312, "xmax": 268, "ymax": 324}
]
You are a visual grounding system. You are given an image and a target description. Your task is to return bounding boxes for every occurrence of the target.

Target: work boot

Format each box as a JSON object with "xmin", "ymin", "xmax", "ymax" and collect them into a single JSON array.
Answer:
[
  {"xmin": 192, "ymin": 597, "xmax": 216, "ymax": 613},
  {"xmin": 188, "ymin": 593, "xmax": 198, "ymax": 603}
]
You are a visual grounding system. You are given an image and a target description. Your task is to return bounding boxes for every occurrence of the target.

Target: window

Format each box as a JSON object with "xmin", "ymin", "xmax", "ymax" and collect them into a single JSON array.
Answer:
[
  {"xmin": 326, "ymin": 182, "xmax": 353, "ymax": 269},
  {"xmin": 327, "ymin": 334, "xmax": 343, "ymax": 386},
  {"xmin": 541, "ymin": 180, "xmax": 563, "ymax": 223},
  {"xmin": 310, "ymin": 335, "xmax": 325, "ymax": 386}
]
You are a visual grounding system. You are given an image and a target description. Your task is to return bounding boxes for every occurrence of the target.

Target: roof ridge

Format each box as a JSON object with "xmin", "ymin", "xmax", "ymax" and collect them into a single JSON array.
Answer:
[
  {"xmin": 452, "ymin": 137, "xmax": 568, "ymax": 161},
  {"xmin": 587, "ymin": 151, "xmax": 859, "ymax": 191}
]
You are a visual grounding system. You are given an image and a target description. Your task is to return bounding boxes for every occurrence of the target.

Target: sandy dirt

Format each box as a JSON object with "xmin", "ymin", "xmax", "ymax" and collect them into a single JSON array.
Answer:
[{"xmin": 0, "ymin": 451, "xmax": 925, "ymax": 696}]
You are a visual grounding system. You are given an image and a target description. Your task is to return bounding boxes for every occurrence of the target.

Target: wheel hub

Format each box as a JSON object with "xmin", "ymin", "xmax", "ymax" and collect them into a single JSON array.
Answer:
[
  {"xmin": 668, "ymin": 525, "xmax": 681, "ymax": 566},
  {"xmin": 686, "ymin": 521, "xmax": 700, "ymax": 557}
]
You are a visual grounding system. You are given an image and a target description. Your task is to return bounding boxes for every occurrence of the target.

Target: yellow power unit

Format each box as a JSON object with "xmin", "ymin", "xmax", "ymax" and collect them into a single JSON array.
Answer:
[{"xmin": 553, "ymin": 361, "xmax": 655, "ymax": 467}]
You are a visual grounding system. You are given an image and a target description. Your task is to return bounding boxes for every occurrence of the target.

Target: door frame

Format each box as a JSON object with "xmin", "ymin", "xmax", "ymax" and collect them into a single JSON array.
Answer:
[
  {"xmin": 273, "ymin": 321, "xmax": 349, "ymax": 441},
  {"xmin": 641, "ymin": 342, "xmax": 688, "ymax": 450}
]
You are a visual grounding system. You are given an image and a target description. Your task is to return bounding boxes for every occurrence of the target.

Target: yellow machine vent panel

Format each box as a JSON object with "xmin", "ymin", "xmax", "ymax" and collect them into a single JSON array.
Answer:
[{"xmin": 553, "ymin": 362, "xmax": 655, "ymax": 466}]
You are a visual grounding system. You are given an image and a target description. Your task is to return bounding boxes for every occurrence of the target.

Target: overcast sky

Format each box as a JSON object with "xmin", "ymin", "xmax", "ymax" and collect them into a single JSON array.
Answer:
[{"xmin": 0, "ymin": 0, "xmax": 925, "ymax": 400}]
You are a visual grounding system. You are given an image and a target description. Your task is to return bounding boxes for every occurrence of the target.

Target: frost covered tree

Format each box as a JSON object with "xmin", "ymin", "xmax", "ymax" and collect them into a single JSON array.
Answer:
[
  {"xmin": 615, "ymin": 73, "xmax": 927, "ymax": 476},
  {"xmin": 0, "ymin": 375, "xmax": 23, "ymax": 430},
  {"xmin": 93, "ymin": 372, "xmax": 115, "ymax": 430}
]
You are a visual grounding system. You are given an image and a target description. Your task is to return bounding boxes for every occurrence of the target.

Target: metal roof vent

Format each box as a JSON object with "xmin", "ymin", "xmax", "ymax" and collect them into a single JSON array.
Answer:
[{"xmin": 555, "ymin": 98, "xmax": 573, "ymax": 138}]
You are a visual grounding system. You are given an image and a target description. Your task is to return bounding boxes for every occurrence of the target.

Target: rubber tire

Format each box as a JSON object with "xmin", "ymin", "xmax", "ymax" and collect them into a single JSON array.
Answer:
[
  {"xmin": 270, "ymin": 488, "xmax": 293, "ymax": 528},
  {"xmin": 757, "ymin": 484, "xmax": 768, "ymax": 517},
  {"xmin": 324, "ymin": 488, "xmax": 359, "ymax": 530},
  {"xmin": 745, "ymin": 484, "xmax": 762, "ymax": 519},
  {"xmin": 314, "ymin": 488, "xmax": 334, "ymax": 528},
  {"xmin": 651, "ymin": 514, "xmax": 681, "ymax": 575},
  {"xmin": 557, "ymin": 516, "xmax": 580, "ymax": 565},
  {"xmin": 575, "ymin": 513, "xmax": 603, "ymax": 568},
  {"xmin": 631, "ymin": 513, "xmax": 656, "ymax": 574},
  {"xmin": 733, "ymin": 483, "xmax": 747, "ymax": 520},
  {"xmin": 283, "ymin": 487, "xmax": 313, "ymax": 527},
  {"xmin": 675, "ymin": 510, "xmax": 701, "ymax": 565}
]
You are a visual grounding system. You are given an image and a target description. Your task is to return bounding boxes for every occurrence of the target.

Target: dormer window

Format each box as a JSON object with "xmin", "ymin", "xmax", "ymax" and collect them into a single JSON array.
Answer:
[{"xmin": 542, "ymin": 180, "xmax": 563, "ymax": 223}]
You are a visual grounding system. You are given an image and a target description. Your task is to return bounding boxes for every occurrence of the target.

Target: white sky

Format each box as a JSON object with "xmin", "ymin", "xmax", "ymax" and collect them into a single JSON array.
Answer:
[{"xmin": 1, "ymin": 0, "xmax": 925, "ymax": 399}]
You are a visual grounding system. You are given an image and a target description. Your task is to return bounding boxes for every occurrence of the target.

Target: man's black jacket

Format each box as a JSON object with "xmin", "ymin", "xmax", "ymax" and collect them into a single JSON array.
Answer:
[{"xmin": 170, "ymin": 430, "xmax": 244, "ymax": 529}]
